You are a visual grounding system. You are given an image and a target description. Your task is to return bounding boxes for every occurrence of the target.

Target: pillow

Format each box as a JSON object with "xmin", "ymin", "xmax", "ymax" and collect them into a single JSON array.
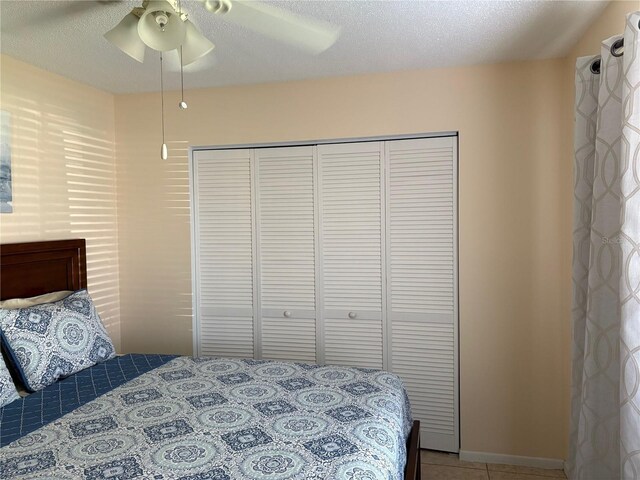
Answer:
[
  {"xmin": 0, "ymin": 356, "xmax": 20, "ymax": 407},
  {"xmin": 0, "ymin": 290, "xmax": 116, "ymax": 392},
  {"xmin": 0, "ymin": 290, "xmax": 73, "ymax": 309}
]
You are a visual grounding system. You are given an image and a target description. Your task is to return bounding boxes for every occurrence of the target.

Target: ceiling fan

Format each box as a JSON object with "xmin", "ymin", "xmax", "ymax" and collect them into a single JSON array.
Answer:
[
  {"xmin": 104, "ymin": 0, "xmax": 339, "ymax": 160},
  {"xmin": 104, "ymin": 0, "xmax": 341, "ymax": 65}
]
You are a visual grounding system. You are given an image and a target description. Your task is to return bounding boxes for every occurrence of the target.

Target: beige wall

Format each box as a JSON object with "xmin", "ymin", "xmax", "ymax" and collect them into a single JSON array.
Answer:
[
  {"xmin": 0, "ymin": 55, "xmax": 121, "ymax": 350},
  {"xmin": 115, "ymin": 58, "xmax": 569, "ymax": 459},
  {"xmin": 0, "ymin": 0, "xmax": 634, "ymax": 462}
]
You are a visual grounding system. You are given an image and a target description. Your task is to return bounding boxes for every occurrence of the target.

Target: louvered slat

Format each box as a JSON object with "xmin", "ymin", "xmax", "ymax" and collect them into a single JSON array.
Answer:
[
  {"xmin": 193, "ymin": 149, "xmax": 255, "ymax": 357},
  {"xmin": 256, "ymin": 147, "xmax": 316, "ymax": 362},
  {"xmin": 386, "ymin": 136, "xmax": 458, "ymax": 451},
  {"xmin": 318, "ymin": 142, "xmax": 384, "ymax": 369}
]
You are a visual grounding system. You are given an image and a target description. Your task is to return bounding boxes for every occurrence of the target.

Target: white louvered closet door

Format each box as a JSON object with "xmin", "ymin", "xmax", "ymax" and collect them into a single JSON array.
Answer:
[
  {"xmin": 317, "ymin": 142, "xmax": 385, "ymax": 368},
  {"xmin": 255, "ymin": 146, "xmax": 317, "ymax": 363},
  {"xmin": 192, "ymin": 149, "xmax": 255, "ymax": 358},
  {"xmin": 386, "ymin": 136, "xmax": 458, "ymax": 451},
  {"xmin": 192, "ymin": 136, "xmax": 459, "ymax": 452}
]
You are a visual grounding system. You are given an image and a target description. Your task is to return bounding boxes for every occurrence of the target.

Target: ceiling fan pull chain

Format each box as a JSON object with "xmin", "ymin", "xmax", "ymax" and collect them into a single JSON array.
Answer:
[
  {"xmin": 160, "ymin": 52, "xmax": 168, "ymax": 160},
  {"xmin": 176, "ymin": 0, "xmax": 188, "ymax": 110},
  {"xmin": 180, "ymin": 46, "xmax": 188, "ymax": 110}
]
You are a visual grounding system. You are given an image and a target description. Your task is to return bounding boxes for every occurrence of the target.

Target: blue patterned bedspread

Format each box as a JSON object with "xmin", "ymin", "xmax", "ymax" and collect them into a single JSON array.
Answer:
[
  {"xmin": 0, "ymin": 354, "xmax": 177, "ymax": 447},
  {"xmin": 0, "ymin": 356, "xmax": 412, "ymax": 479}
]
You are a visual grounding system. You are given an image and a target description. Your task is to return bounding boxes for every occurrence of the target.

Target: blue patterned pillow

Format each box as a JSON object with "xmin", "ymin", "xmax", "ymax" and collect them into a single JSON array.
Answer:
[
  {"xmin": 0, "ymin": 356, "xmax": 20, "ymax": 407},
  {"xmin": 0, "ymin": 290, "xmax": 116, "ymax": 392}
]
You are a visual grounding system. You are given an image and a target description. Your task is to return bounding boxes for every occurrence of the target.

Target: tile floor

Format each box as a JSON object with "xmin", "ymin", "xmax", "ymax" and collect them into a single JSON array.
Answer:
[{"xmin": 420, "ymin": 450, "xmax": 567, "ymax": 480}]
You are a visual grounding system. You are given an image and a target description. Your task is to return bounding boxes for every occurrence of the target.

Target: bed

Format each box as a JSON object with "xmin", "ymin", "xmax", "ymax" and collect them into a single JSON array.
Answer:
[{"xmin": 0, "ymin": 239, "xmax": 421, "ymax": 480}]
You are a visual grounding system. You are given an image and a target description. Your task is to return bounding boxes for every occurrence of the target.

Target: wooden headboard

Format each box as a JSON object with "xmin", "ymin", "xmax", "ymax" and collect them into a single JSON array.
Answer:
[{"xmin": 0, "ymin": 239, "xmax": 87, "ymax": 300}]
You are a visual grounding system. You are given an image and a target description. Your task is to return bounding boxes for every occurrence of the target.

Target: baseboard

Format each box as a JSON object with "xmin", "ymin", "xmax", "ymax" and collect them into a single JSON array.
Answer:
[{"xmin": 459, "ymin": 450, "xmax": 565, "ymax": 470}]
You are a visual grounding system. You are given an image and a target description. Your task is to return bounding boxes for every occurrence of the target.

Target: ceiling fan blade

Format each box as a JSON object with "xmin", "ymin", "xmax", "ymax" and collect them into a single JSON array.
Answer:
[
  {"xmin": 3, "ymin": 1, "xmax": 120, "ymax": 34},
  {"xmin": 213, "ymin": 0, "xmax": 340, "ymax": 55}
]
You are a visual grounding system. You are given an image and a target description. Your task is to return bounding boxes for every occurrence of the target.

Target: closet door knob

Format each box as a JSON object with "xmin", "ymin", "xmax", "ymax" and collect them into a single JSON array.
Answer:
[
  {"xmin": 283, "ymin": 311, "xmax": 292, "ymax": 318},
  {"xmin": 348, "ymin": 311, "xmax": 357, "ymax": 319}
]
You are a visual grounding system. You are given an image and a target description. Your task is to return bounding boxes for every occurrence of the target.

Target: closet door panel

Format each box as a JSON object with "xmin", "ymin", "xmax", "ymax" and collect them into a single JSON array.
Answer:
[
  {"xmin": 386, "ymin": 136, "xmax": 458, "ymax": 451},
  {"xmin": 193, "ymin": 149, "xmax": 255, "ymax": 358},
  {"xmin": 256, "ymin": 146, "xmax": 316, "ymax": 362},
  {"xmin": 318, "ymin": 142, "xmax": 384, "ymax": 368}
]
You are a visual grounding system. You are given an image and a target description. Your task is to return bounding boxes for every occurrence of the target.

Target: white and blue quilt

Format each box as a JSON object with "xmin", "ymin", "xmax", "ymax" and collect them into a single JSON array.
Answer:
[{"xmin": 0, "ymin": 355, "xmax": 412, "ymax": 479}]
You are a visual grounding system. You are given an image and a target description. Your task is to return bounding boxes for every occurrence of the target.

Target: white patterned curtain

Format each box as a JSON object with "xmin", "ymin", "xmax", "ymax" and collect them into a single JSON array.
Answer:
[{"xmin": 568, "ymin": 12, "xmax": 640, "ymax": 480}]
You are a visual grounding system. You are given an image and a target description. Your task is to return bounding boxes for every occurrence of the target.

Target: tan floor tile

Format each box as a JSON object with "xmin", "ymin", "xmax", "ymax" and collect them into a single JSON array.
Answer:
[
  {"xmin": 488, "ymin": 464, "xmax": 566, "ymax": 478},
  {"xmin": 422, "ymin": 464, "xmax": 490, "ymax": 480},
  {"xmin": 421, "ymin": 450, "xmax": 487, "ymax": 470},
  {"xmin": 488, "ymin": 471, "xmax": 566, "ymax": 480}
]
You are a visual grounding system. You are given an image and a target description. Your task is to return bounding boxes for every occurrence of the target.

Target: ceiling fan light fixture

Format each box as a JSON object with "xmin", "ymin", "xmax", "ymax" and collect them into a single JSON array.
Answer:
[
  {"xmin": 203, "ymin": 0, "xmax": 231, "ymax": 15},
  {"xmin": 181, "ymin": 20, "xmax": 215, "ymax": 66},
  {"xmin": 104, "ymin": 11, "xmax": 146, "ymax": 63},
  {"xmin": 138, "ymin": 0, "xmax": 187, "ymax": 52}
]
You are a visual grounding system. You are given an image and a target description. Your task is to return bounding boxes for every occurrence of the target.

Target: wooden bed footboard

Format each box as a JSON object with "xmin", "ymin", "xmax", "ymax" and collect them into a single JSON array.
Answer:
[{"xmin": 405, "ymin": 420, "xmax": 421, "ymax": 480}]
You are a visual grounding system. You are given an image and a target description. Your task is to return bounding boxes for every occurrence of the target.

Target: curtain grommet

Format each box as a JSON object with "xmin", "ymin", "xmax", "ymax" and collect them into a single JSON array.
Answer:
[{"xmin": 611, "ymin": 38, "xmax": 624, "ymax": 57}]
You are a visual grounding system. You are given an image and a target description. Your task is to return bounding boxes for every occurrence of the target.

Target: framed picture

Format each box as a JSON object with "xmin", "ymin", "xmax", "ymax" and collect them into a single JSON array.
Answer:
[{"xmin": 1, "ymin": 110, "xmax": 12, "ymax": 214}]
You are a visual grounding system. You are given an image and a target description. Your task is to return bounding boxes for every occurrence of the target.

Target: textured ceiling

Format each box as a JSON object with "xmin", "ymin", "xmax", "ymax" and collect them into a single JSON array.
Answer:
[{"xmin": 1, "ymin": 0, "xmax": 608, "ymax": 94}]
